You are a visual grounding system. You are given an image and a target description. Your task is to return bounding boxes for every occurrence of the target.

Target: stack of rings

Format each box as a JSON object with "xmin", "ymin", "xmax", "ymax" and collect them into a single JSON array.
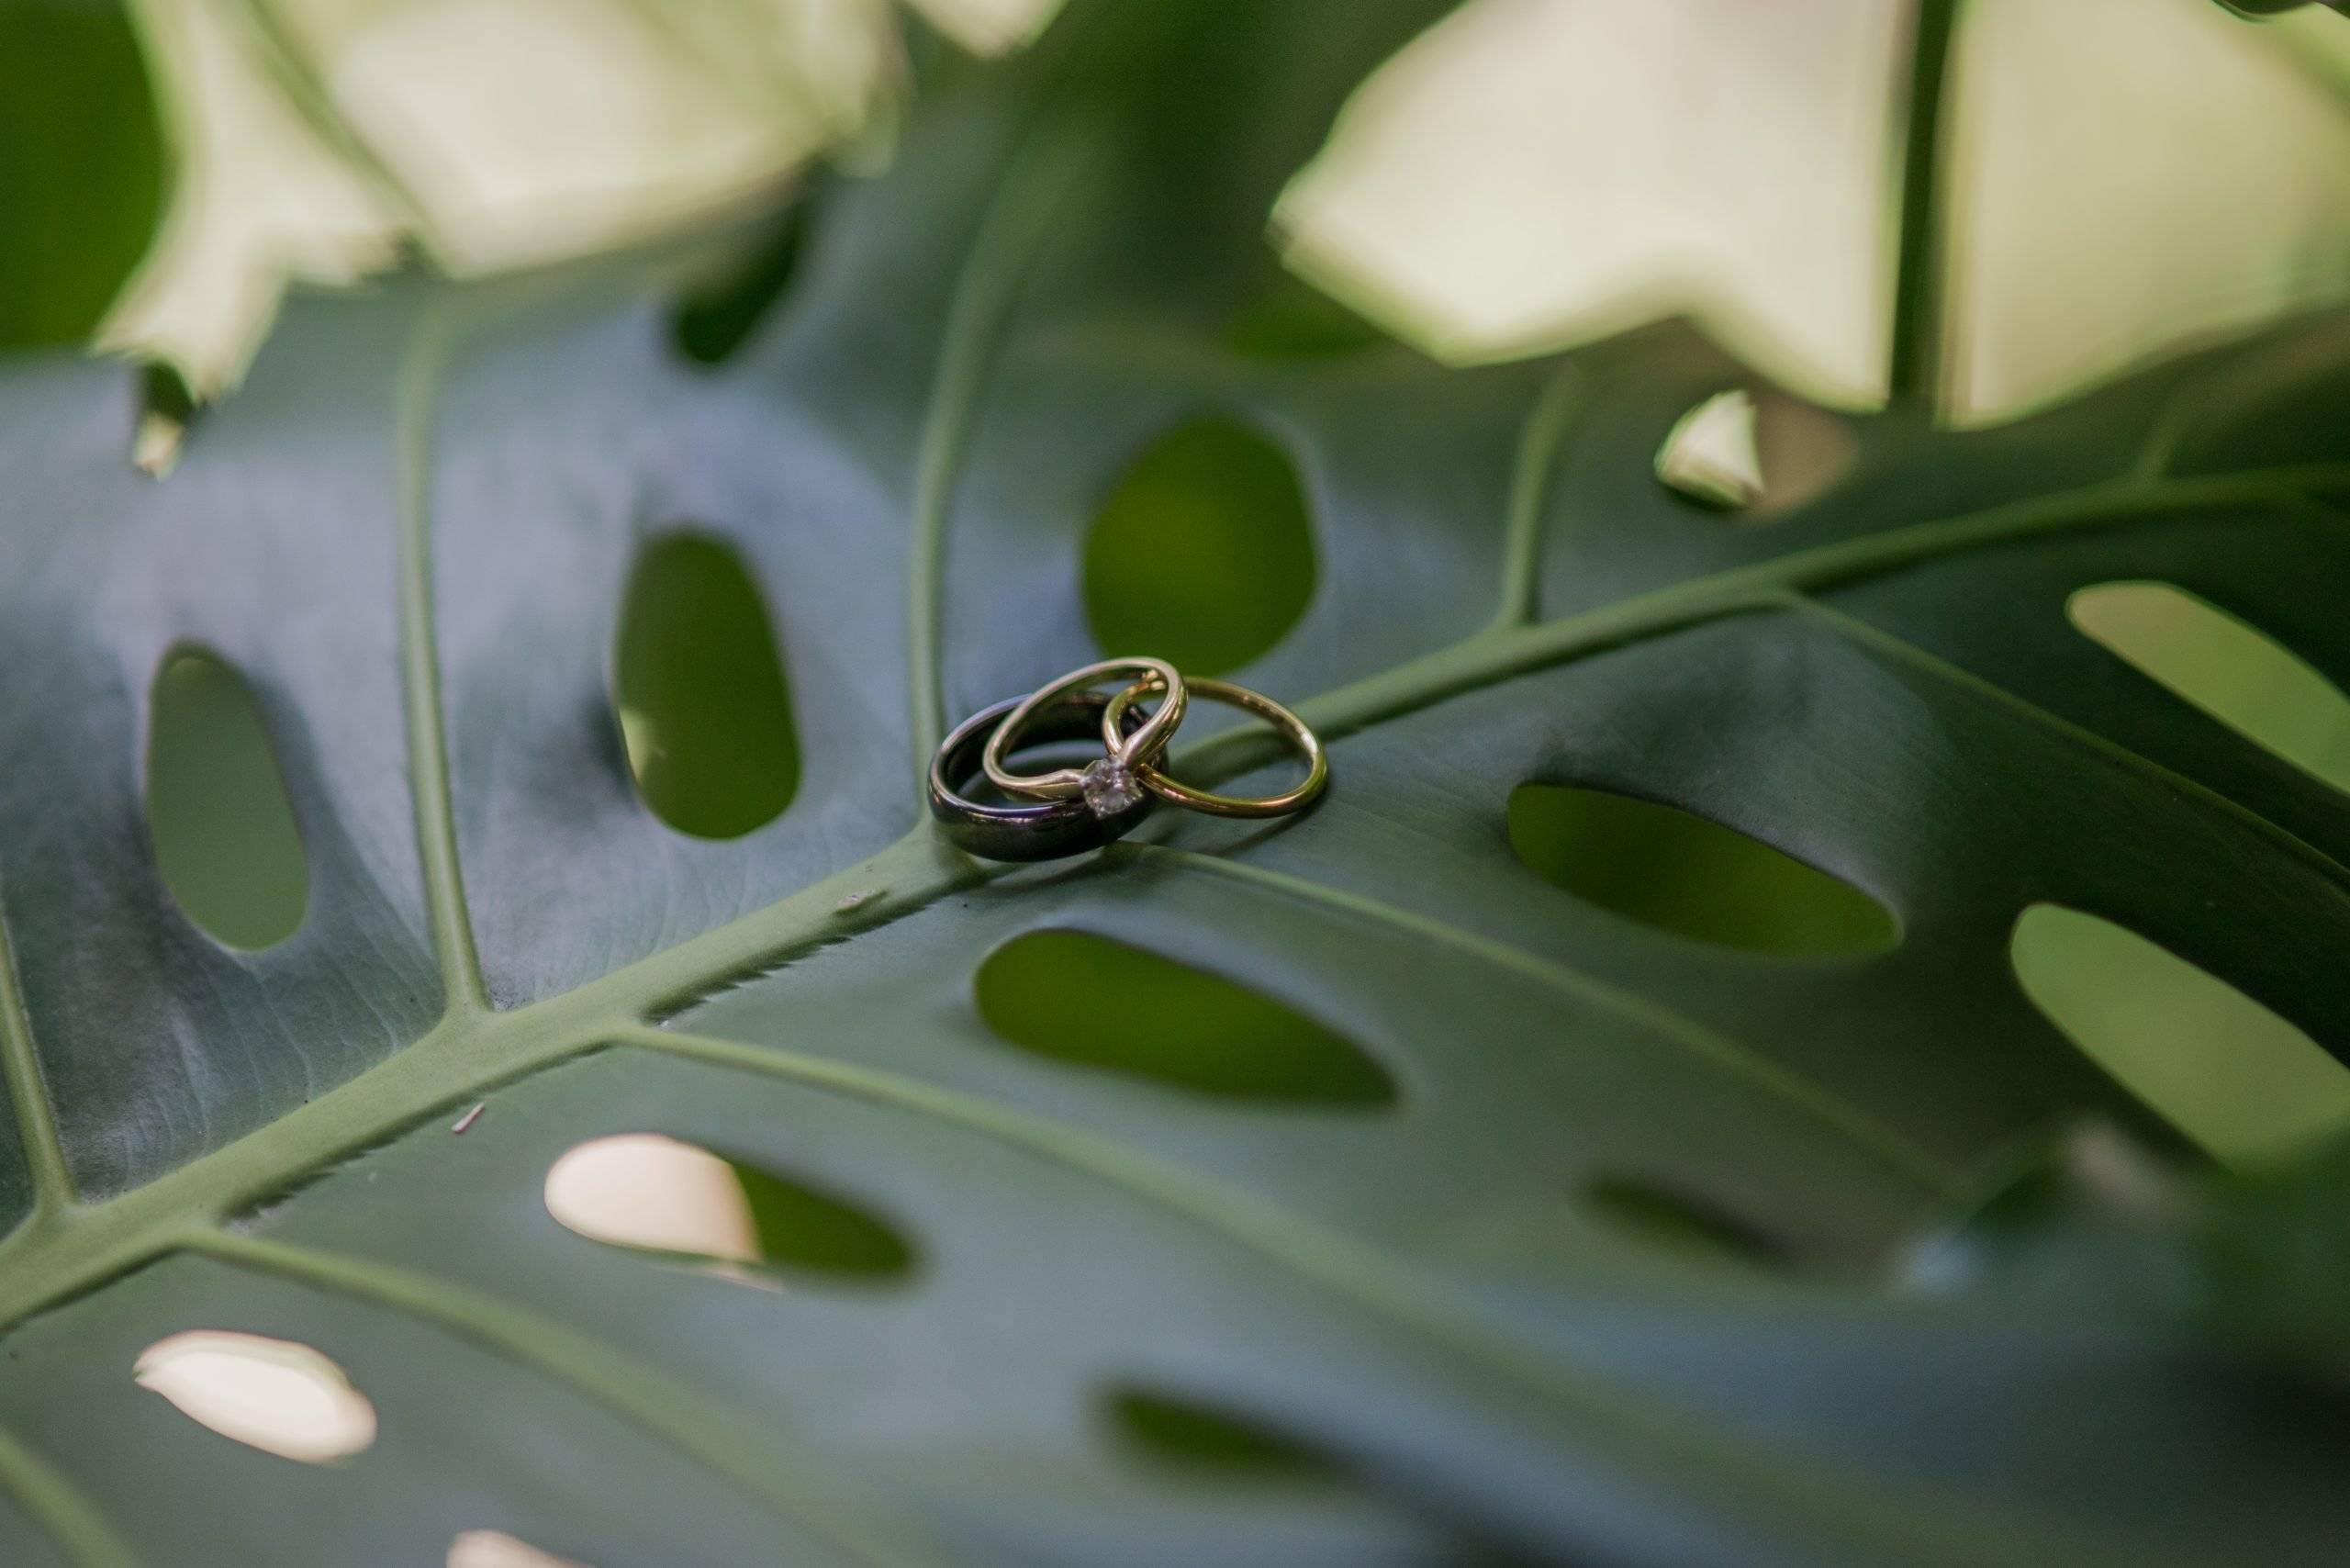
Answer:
[{"xmin": 929, "ymin": 657, "xmax": 1326, "ymax": 862}]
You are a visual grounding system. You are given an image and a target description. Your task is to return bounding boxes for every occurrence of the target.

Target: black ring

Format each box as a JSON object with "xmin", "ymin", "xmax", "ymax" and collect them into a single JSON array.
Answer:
[{"xmin": 929, "ymin": 691, "xmax": 1153, "ymax": 862}]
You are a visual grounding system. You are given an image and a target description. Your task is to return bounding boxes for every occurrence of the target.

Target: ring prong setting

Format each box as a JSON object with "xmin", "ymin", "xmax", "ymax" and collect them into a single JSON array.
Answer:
[{"xmin": 1080, "ymin": 756, "xmax": 1147, "ymax": 818}]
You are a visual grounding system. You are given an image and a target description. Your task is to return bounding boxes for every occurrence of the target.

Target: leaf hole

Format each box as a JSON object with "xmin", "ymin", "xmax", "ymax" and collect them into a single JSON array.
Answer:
[
  {"xmin": 974, "ymin": 930, "xmax": 1394, "ymax": 1105},
  {"xmin": 1083, "ymin": 417, "xmax": 1315, "ymax": 677},
  {"xmin": 2067, "ymin": 581, "xmax": 2350, "ymax": 793},
  {"xmin": 1225, "ymin": 274, "xmax": 1390, "ymax": 361},
  {"xmin": 544, "ymin": 1133, "xmax": 913, "ymax": 1281},
  {"xmin": 1578, "ymin": 1175, "xmax": 1784, "ymax": 1265},
  {"xmin": 613, "ymin": 532, "xmax": 800, "ymax": 839},
  {"xmin": 1506, "ymin": 783, "xmax": 1897, "ymax": 955},
  {"xmin": 0, "ymin": 0, "xmax": 164, "ymax": 350},
  {"xmin": 670, "ymin": 197, "xmax": 812, "ymax": 367},
  {"xmin": 146, "ymin": 647, "xmax": 310, "ymax": 951},
  {"xmin": 132, "ymin": 1330, "xmax": 375, "ymax": 1462},
  {"xmin": 1102, "ymin": 1384, "xmax": 1337, "ymax": 1481},
  {"xmin": 1654, "ymin": 387, "xmax": 1856, "ymax": 518},
  {"xmin": 450, "ymin": 1530, "xmax": 593, "ymax": 1568},
  {"xmin": 2009, "ymin": 904, "xmax": 2350, "ymax": 1167}
]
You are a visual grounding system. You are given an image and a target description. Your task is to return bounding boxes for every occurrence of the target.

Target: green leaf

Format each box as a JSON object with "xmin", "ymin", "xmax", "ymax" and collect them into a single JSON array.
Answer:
[
  {"xmin": 613, "ymin": 532, "xmax": 803, "ymax": 840},
  {"xmin": 0, "ymin": 0, "xmax": 166, "ymax": 350},
  {"xmin": 1081, "ymin": 417, "xmax": 1316, "ymax": 677},
  {"xmin": 145, "ymin": 647, "xmax": 310, "ymax": 951},
  {"xmin": 2010, "ymin": 905, "xmax": 2350, "ymax": 1167},
  {"xmin": 1, "ymin": 2, "xmax": 2349, "ymax": 1563}
]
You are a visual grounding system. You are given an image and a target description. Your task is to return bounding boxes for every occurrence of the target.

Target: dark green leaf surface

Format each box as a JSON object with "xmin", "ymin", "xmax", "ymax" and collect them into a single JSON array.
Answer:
[{"xmin": 0, "ymin": 3, "xmax": 2347, "ymax": 1564}]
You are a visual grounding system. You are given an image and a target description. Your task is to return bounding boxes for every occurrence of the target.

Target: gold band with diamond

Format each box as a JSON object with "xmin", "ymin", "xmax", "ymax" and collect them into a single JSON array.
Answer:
[
  {"xmin": 1099, "ymin": 676, "xmax": 1326, "ymax": 819},
  {"xmin": 980, "ymin": 656, "xmax": 1187, "ymax": 813}
]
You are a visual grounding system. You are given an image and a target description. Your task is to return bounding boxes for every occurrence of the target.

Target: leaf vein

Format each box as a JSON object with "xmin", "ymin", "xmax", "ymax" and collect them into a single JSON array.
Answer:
[
  {"xmin": 0, "ymin": 1416, "xmax": 137, "ymax": 1568},
  {"xmin": 0, "ymin": 890, "xmax": 73, "ymax": 1215},
  {"xmin": 906, "ymin": 128, "xmax": 1092, "ymax": 792},
  {"xmin": 619, "ymin": 1022, "xmax": 1986, "ymax": 1568},
  {"xmin": 1786, "ymin": 592, "xmax": 2350, "ymax": 895},
  {"xmin": 185, "ymin": 1227, "xmax": 956, "ymax": 1568},
  {"xmin": 1122, "ymin": 843, "xmax": 1961, "ymax": 1196},
  {"xmin": 395, "ymin": 302, "xmax": 487, "ymax": 1017}
]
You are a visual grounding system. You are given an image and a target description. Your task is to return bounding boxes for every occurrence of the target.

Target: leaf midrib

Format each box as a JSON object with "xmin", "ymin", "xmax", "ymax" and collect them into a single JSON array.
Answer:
[
  {"xmin": 4, "ymin": 454, "xmax": 2323, "ymax": 1312},
  {"xmin": 0, "ymin": 415, "xmax": 2333, "ymax": 1361}
]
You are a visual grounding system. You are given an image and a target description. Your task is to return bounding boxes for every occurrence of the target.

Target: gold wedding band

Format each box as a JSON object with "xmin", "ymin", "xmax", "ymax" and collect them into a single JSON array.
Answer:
[
  {"xmin": 982, "ymin": 656, "xmax": 1187, "ymax": 803},
  {"xmin": 1101, "ymin": 676, "xmax": 1326, "ymax": 819}
]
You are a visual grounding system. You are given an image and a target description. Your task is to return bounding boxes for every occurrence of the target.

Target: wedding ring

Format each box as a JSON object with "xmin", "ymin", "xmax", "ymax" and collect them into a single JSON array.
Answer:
[
  {"xmin": 1101, "ymin": 676, "xmax": 1326, "ymax": 819},
  {"xmin": 981, "ymin": 656, "xmax": 1186, "ymax": 809},
  {"xmin": 930, "ymin": 689, "xmax": 1154, "ymax": 861}
]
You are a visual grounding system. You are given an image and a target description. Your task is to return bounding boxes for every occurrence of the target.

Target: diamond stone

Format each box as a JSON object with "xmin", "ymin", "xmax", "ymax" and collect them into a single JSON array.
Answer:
[{"xmin": 1080, "ymin": 757, "xmax": 1146, "ymax": 818}]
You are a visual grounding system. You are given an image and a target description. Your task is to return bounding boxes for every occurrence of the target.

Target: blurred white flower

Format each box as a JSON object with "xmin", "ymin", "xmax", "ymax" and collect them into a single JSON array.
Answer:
[
  {"xmin": 1277, "ymin": 0, "xmax": 2350, "ymax": 423},
  {"xmin": 101, "ymin": 0, "xmax": 1066, "ymax": 396}
]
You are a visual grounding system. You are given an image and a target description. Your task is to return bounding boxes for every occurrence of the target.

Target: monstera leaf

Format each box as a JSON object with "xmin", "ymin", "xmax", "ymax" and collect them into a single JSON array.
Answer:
[{"xmin": 3, "ymin": 2, "xmax": 2350, "ymax": 1564}]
